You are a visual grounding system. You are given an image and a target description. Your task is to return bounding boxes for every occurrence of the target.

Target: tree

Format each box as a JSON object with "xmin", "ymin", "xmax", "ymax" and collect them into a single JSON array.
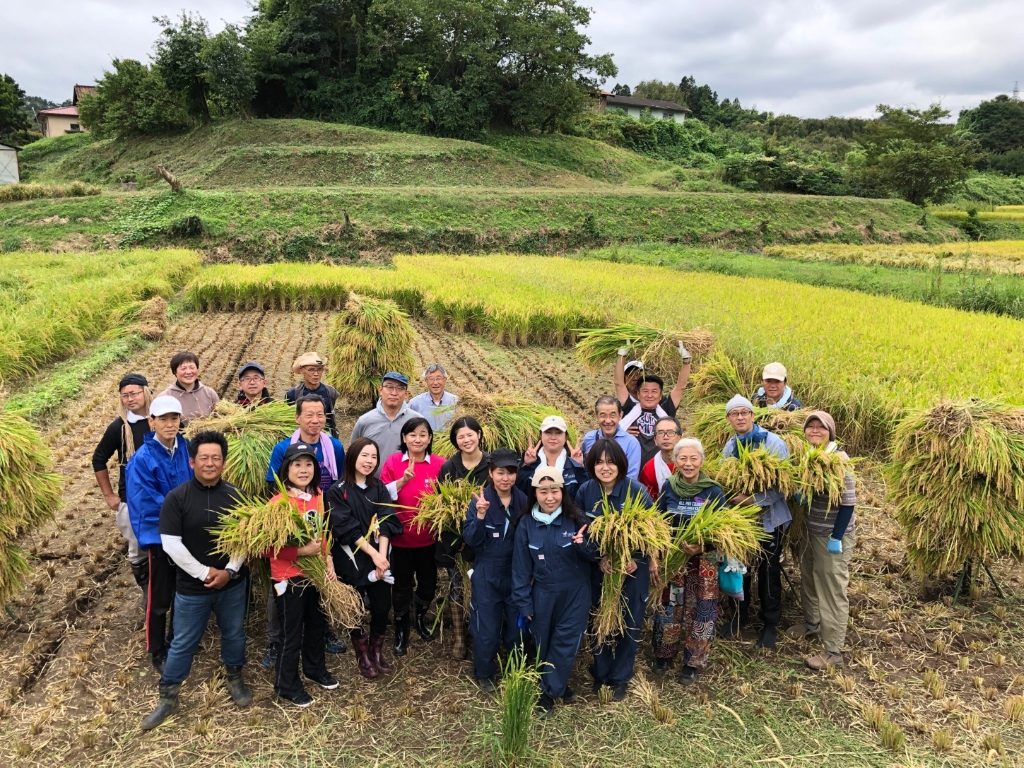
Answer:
[
  {"xmin": 610, "ymin": 83, "xmax": 631, "ymax": 96},
  {"xmin": 856, "ymin": 104, "xmax": 975, "ymax": 205},
  {"xmin": 153, "ymin": 12, "xmax": 212, "ymax": 123},
  {"xmin": 202, "ymin": 25, "xmax": 256, "ymax": 117},
  {"xmin": 958, "ymin": 95, "xmax": 1024, "ymax": 175},
  {"xmin": 0, "ymin": 74, "xmax": 31, "ymax": 144},
  {"xmin": 677, "ymin": 75, "xmax": 718, "ymax": 121},
  {"xmin": 78, "ymin": 59, "xmax": 189, "ymax": 139},
  {"xmin": 633, "ymin": 79, "xmax": 684, "ymax": 104}
]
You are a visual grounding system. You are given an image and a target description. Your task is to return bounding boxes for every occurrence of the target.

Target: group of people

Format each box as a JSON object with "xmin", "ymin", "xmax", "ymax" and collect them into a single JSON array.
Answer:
[{"xmin": 92, "ymin": 344, "xmax": 856, "ymax": 727}]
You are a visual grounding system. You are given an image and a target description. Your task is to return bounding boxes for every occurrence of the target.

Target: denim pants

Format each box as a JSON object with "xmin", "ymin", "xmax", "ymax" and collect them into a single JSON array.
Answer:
[{"xmin": 160, "ymin": 579, "xmax": 247, "ymax": 685}]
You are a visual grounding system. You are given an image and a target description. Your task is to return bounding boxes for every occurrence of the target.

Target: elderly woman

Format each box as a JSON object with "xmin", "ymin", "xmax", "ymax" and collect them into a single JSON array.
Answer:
[
  {"xmin": 653, "ymin": 438, "xmax": 729, "ymax": 683},
  {"xmin": 788, "ymin": 411, "xmax": 857, "ymax": 670}
]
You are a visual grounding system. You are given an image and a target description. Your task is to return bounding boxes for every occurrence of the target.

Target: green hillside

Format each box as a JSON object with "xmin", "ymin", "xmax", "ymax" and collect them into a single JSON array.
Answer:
[{"xmin": 5, "ymin": 118, "xmax": 960, "ymax": 257}]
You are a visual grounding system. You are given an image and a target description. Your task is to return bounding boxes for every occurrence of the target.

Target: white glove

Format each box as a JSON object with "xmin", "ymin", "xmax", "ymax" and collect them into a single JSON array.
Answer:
[
  {"xmin": 724, "ymin": 557, "xmax": 747, "ymax": 575},
  {"xmin": 368, "ymin": 570, "xmax": 380, "ymax": 583},
  {"xmin": 678, "ymin": 341, "xmax": 692, "ymax": 362},
  {"xmin": 383, "ymin": 569, "xmax": 395, "ymax": 585},
  {"xmin": 617, "ymin": 347, "xmax": 629, "ymax": 357}
]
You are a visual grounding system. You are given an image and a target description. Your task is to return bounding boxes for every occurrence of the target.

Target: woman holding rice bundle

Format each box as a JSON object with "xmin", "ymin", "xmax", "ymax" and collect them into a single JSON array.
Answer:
[
  {"xmin": 576, "ymin": 438, "xmax": 654, "ymax": 701},
  {"xmin": 438, "ymin": 416, "xmax": 488, "ymax": 660},
  {"xmin": 268, "ymin": 442, "xmax": 340, "ymax": 707},
  {"xmin": 379, "ymin": 417, "xmax": 445, "ymax": 655},
  {"xmin": 653, "ymin": 438, "xmax": 728, "ymax": 683},
  {"xmin": 511, "ymin": 465, "xmax": 593, "ymax": 717},
  {"xmin": 464, "ymin": 448, "xmax": 528, "ymax": 692},
  {"xmin": 328, "ymin": 437, "xmax": 402, "ymax": 679},
  {"xmin": 786, "ymin": 411, "xmax": 857, "ymax": 670}
]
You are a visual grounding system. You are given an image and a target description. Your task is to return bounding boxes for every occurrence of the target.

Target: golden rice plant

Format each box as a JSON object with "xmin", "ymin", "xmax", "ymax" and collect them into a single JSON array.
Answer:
[
  {"xmin": 765, "ymin": 240, "xmax": 1024, "ymax": 277},
  {"xmin": 0, "ymin": 543, "xmax": 30, "ymax": 607},
  {"xmin": 661, "ymin": 498, "xmax": 765, "ymax": 580},
  {"xmin": 687, "ymin": 351, "xmax": 756, "ymax": 405},
  {"xmin": 706, "ymin": 443, "xmax": 797, "ymax": 499},
  {"xmin": 787, "ymin": 443, "xmax": 857, "ymax": 546},
  {"xmin": 326, "ymin": 294, "xmax": 415, "ymax": 407},
  {"xmin": 413, "ymin": 478, "xmax": 476, "ymax": 539},
  {"xmin": 297, "ymin": 554, "xmax": 366, "ymax": 629},
  {"xmin": 433, "ymin": 391, "xmax": 578, "ymax": 457},
  {"xmin": 887, "ymin": 399, "xmax": 1024, "ymax": 577},
  {"xmin": 691, "ymin": 402, "xmax": 809, "ymax": 455},
  {"xmin": 215, "ymin": 492, "xmax": 306, "ymax": 560},
  {"xmin": 574, "ymin": 323, "xmax": 714, "ymax": 373},
  {"xmin": 185, "ymin": 401, "xmax": 296, "ymax": 497},
  {"xmin": 588, "ymin": 490, "xmax": 671, "ymax": 644}
]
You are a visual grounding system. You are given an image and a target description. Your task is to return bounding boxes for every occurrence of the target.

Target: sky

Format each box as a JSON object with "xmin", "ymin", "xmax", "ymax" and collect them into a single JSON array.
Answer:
[{"xmin": 3, "ymin": 0, "xmax": 1022, "ymax": 119}]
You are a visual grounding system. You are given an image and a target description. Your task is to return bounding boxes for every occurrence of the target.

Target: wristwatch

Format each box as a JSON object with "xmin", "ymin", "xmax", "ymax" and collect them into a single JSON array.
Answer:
[{"xmin": 226, "ymin": 567, "xmax": 241, "ymax": 581}]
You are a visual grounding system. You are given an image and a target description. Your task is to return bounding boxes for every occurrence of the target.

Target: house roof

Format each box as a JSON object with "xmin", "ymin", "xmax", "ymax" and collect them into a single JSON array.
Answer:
[
  {"xmin": 38, "ymin": 106, "xmax": 80, "ymax": 117},
  {"xmin": 73, "ymin": 84, "xmax": 97, "ymax": 105},
  {"xmin": 602, "ymin": 93, "xmax": 691, "ymax": 113}
]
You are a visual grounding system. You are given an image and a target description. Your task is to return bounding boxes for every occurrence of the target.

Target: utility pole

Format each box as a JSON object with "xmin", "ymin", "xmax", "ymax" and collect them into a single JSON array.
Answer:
[{"xmin": 1013, "ymin": 81, "xmax": 1020, "ymax": 101}]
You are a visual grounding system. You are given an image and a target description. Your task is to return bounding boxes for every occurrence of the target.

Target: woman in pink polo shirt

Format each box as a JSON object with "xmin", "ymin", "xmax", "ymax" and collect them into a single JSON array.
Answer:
[{"xmin": 379, "ymin": 417, "xmax": 444, "ymax": 656}]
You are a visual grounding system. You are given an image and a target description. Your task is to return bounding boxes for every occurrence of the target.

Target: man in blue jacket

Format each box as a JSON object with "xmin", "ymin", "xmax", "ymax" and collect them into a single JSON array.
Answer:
[
  {"xmin": 127, "ymin": 395, "xmax": 192, "ymax": 672},
  {"xmin": 580, "ymin": 396, "xmax": 642, "ymax": 479}
]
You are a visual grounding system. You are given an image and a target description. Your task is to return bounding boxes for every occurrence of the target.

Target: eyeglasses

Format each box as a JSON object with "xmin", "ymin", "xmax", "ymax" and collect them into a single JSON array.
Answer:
[
  {"xmin": 381, "ymin": 383, "xmax": 406, "ymax": 392},
  {"xmin": 240, "ymin": 375, "xmax": 265, "ymax": 383},
  {"xmin": 120, "ymin": 390, "xmax": 145, "ymax": 399},
  {"xmin": 729, "ymin": 410, "xmax": 754, "ymax": 417},
  {"xmin": 655, "ymin": 429, "xmax": 680, "ymax": 437}
]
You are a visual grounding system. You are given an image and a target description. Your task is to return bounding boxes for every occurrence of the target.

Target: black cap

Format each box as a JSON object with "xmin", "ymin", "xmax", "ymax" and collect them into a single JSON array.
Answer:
[
  {"xmin": 487, "ymin": 448, "xmax": 522, "ymax": 470},
  {"xmin": 118, "ymin": 373, "xmax": 149, "ymax": 390},
  {"xmin": 283, "ymin": 442, "xmax": 317, "ymax": 463},
  {"xmin": 237, "ymin": 361, "xmax": 266, "ymax": 379}
]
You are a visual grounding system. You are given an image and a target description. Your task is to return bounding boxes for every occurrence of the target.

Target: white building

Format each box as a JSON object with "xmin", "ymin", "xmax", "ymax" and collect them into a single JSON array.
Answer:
[
  {"xmin": 0, "ymin": 143, "xmax": 19, "ymax": 185},
  {"xmin": 596, "ymin": 93, "xmax": 691, "ymax": 124}
]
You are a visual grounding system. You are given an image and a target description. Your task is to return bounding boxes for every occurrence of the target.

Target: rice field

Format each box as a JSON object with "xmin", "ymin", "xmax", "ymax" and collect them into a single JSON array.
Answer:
[
  {"xmin": 933, "ymin": 205, "xmax": 1024, "ymax": 222},
  {"xmin": 0, "ymin": 249, "xmax": 199, "ymax": 385},
  {"xmin": 186, "ymin": 254, "xmax": 1024, "ymax": 453},
  {"xmin": 764, "ymin": 240, "xmax": 1024, "ymax": 276}
]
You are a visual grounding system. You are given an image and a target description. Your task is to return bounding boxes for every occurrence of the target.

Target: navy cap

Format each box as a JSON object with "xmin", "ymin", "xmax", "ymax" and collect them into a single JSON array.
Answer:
[
  {"xmin": 381, "ymin": 371, "xmax": 409, "ymax": 386},
  {"xmin": 118, "ymin": 373, "xmax": 149, "ymax": 390},
  {"xmin": 487, "ymin": 448, "xmax": 522, "ymax": 470},
  {"xmin": 282, "ymin": 442, "xmax": 317, "ymax": 463},
  {"xmin": 237, "ymin": 361, "xmax": 266, "ymax": 379}
]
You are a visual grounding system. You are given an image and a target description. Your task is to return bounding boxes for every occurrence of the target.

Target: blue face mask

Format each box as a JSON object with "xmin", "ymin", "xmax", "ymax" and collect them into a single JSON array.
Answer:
[{"xmin": 531, "ymin": 503, "xmax": 563, "ymax": 526}]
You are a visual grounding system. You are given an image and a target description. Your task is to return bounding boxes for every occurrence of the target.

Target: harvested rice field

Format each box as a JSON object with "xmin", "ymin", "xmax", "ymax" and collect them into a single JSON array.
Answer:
[{"xmin": 1, "ymin": 307, "xmax": 1023, "ymax": 767}]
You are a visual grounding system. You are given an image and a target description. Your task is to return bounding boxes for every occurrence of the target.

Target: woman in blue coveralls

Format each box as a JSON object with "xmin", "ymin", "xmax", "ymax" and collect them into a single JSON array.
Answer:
[
  {"xmin": 463, "ymin": 448, "xmax": 528, "ymax": 692},
  {"xmin": 575, "ymin": 438, "xmax": 655, "ymax": 701},
  {"xmin": 511, "ymin": 465, "xmax": 593, "ymax": 717}
]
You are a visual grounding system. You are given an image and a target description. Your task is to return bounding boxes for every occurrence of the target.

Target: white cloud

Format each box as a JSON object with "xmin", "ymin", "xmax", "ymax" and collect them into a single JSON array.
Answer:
[{"xmin": 2, "ymin": 0, "xmax": 1021, "ymax": 117}]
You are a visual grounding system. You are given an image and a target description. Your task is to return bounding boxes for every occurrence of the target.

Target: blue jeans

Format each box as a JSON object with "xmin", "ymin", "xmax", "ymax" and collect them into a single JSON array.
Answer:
[{"xmin": 161, "ymin": 580, "xmax": 247, "ymax": 685}]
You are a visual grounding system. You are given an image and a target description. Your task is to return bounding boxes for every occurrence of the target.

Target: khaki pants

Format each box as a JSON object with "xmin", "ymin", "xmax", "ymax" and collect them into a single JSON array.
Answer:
[{"xmin": 799, "ymin": 531, "xmax": 855, "ymax": 653}]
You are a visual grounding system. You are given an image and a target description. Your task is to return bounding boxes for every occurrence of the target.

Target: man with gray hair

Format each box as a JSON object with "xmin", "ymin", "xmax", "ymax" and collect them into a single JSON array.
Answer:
[{"xmin": 408, "ymin": 363, "xmax": 458, "ymax": 432}]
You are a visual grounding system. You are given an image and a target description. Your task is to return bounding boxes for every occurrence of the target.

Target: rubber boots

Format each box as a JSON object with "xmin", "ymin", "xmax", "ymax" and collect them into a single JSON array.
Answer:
[
  {"xmin": 414, "ymin": 606, "xmax": 433, "ymax": 641},
  {"xmin": 354, "ymin": 635, "xmax": 379, "ymax": 680},
  {"xmin": 394, "ymin": 615, "xmax": 410, "ymax": 656},
  {"xmin": 370, "ymin": 634, "xmax": 394, "ymax": 674},
  {"xmin": 141, "ymin": 683, "xmax": 180, "ymax": 731},
  {"xmin": 225, "ymin": 666, "xmax": 253, "ymax": 707}
]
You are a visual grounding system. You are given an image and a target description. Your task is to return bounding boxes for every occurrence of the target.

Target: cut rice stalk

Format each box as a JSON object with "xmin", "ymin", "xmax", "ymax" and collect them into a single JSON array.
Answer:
[
  {"xmin": 661, "ymin": 499, "xmax": 765, "ymax": 580},
  {"xmin": 574, "ymin": 323, "xmax": 714, "ymax": 373}
]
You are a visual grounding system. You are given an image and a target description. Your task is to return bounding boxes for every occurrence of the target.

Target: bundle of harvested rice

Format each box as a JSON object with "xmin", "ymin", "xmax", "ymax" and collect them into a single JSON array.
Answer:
[
  {"xmin": 216, "ymin": 492, "xmax": 365, "ymax": 628},
  {"xmin": 691, "ymin": 401, "xmax": 808, "ymax": 454},
  {"xmin": 588, "ymin": 490, "xmax": 671, "ymax": 644},
  {"xmin": 0, "ymin": 409, "xmax": 62, "ymax": 604},
  {"xmin": 574, "ymin": 323, "xmax": 714, "ymax": 373},
  {"xmin": 413, "ymin": 478, "xmax": 476, "ymax": 539},
  {"xmin": 185, "ymin": 401, "xmax": 295, "ymax": 497},
  {"xmin": 133, "ymin": 295, "xmax": 168, "ymax": 340},
  {"xmin": 707, "ymin": 443, "xmax": 797, "ymax": 499},
  {"xmin": 433, "ymin": 390, "xmax": 578, "ymax": 457},
  {"xmin": 786, "ymin": 443, "xmax": 856, "ymax": 546},
  {"xmin": 887, "ymin": 399, "xmax": 1024, "ymax": 577},
  {"xmin": 661, "ymin": 499, "xmax": 765, "ymax": 580},
  {"xmin": 686, "ymin": 351, "xmax": 756, "ymax": 405},
  {"xmin": 327, "ymin": 294, "xmax": 415, "ymax": 409}
]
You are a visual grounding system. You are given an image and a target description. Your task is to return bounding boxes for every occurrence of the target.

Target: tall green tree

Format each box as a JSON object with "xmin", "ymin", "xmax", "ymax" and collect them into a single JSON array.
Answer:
[
  {"xmin": 153, "ymin": 13, "xmax": 212, "ymax": 123},
  {"xmin": 633, "ymin": 79, "xmax": 685, "ymax": 104},
  {"xmin": 202, "ymin": 25, "xmax": 256, "ymax": 117},
  {"xmin": 856, "ymin": 104, "xmax": 975, "ymax": 205},
  {"xmin": 0, "ymin": 74, "xmax": 31, "ymax": 144},
  {"xmin": 78, "ymin": 59, "xmax": 189, "ymax": 139},
  {"xmin": 958, "ymin": 95, "xmax": 1024, "ymax": 175}
]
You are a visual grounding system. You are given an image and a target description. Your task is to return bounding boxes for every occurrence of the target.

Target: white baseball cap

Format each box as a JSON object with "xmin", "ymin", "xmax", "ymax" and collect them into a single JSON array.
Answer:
[
  {"xmin": 150, "ymin": 395, "xmax": 183, "ymax": 417},
  {"xmin": 762, "ymin": 362, "xmax": 788, "ymax": 381},
  {"xmin": 539, "ymin": 415, "xmax": 568, "ymax": 433}
]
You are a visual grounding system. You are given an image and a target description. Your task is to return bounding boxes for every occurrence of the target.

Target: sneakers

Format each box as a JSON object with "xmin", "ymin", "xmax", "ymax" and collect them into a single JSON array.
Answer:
[
  {"xmin": 307, "ymin": 671, "xmax": 339, "ymax": 690},
  {"xmin": 324, "ymin": 631, "xmax": 347, "ymax": 654},
  {"xmin": 754, "ymin": 626, "xmax": 778, "ymax": 650},
  {"xmin": 804, "ymin": 652, "xmax": 843, "ymax": 671},
  {"xmin": 678, "ymin": 665, "xmax": 700, "ymax": 685},
  {"xmin": 279, "ymin": 689, "xmax": 313, "ymax": 708},
  {"xmin": 535, "ymin": 693, "xmax": 555, "ymax": 718},
  {"xmin": 785, "ymin": 623, "xmax": 818, "ymax": 641},
  {"xmin": 476, "ymin": 677, "xmax": 497, "ymax": 694},
  {"xmin": 611, "ymin": 682, "xmax": 628, "ymax": 702},
  {"xmin": 260, "ymin": 642, "xmax": 279, "ymax": 670},
  {"xmin": 561, "ymin": 686, "xmax": 577, "ymax": 704}
]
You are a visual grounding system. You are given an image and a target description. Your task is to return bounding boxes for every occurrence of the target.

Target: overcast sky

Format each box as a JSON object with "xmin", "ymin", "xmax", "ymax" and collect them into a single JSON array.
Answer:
[{"xmin": 4, "ymin": 0, "xmax": 1022, "ymax": 118}]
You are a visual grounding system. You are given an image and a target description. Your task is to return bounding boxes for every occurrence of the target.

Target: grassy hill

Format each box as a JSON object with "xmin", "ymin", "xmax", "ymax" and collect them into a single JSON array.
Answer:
[{"xmin": 6, "ymin": 118, "xmax": 959, "ymax": 257}]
